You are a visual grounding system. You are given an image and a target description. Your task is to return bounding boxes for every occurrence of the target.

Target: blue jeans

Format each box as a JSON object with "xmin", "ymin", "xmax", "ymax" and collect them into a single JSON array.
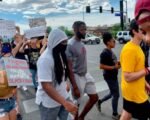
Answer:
[
  {"xmin": 30, "ymin": 69, "xmax": 38, "ymax": 88},
  {"xmin": 0, "ymin": 97, "xmax": 16, "ymax": 116},
  {"xmin": 101, "ymin": 79, "xmax": 119, "ymax": 114},
  {"xmin": 39, "ymin": 103, "xmax": 69, "ymax": 120}
]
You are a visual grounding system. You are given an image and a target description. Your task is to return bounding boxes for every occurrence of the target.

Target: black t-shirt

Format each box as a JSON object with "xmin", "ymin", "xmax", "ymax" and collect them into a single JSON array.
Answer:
[
  {"xmin": 12, "ymin": 42, "xmax": 26, "ymax": 60},
  {"xmin": 24, "ymin": 48, "xmax": 40, "ymax": 70},
  {"xmin": 100, "ymin": 48, "xmax": 118, "ymax": 80}
]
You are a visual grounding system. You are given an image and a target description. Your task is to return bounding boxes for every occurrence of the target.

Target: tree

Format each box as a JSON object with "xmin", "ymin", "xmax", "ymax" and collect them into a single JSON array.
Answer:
[
  {"xmin": 109, "ymin": 23, "xmax": 121, "ymax": 38},
  {"xmin": 47, "ymin": 26, "xmax": 52, "ymax": 34},
  {"xmin": 59, "ymin": 26, "xmax": 74, "ymax": 37}
]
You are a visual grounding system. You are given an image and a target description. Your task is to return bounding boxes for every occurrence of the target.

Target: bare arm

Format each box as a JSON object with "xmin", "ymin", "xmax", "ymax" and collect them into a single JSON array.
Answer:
[
  {"xmin": 123, "ymin": 69, "xmax": 146, "ymax": 82},
  {"xmin": 42, "ymin": 82, "xmax": 67, "ymax": 105},
  {"xmin": 40, "ymin": 44, "xmax": 47, "ymax": 55},
  {"xmin": 67, "ymin": 60, "xmax": 78, "ymax": 89},
  {"xmin": 41, "ymin": 82, "xmax": 77, "ymax": 114},
  {"xmin": 100, "ymin": 63, "xmax": 120, "ymax": 70},
  {"xmin": 12, "ymin": 41, "xmax": 23, "ymax": 56},
  {"xmin": 67, "ymin": 59, "xmax": 80, "ymax": 98},
  {"xmin": 100, "ymin": 64, "xmax": 115, "ymax": 70},
  {"xmin": 19, "ymin": 41, "xmax": 28, "ymax": 53}
]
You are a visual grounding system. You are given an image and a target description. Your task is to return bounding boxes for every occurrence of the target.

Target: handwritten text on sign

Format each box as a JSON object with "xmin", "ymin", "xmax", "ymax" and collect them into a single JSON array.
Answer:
[
  {"xmin": 0, "ymin": 20, "xmax": 16, "ymax": 38},
  {"xmin": 3, "ymin": 58, "xmax": 33, "ymax": 86},
  {"xmin": 29, "ymin": 18, "xmax": 47, "ymax": 28}
]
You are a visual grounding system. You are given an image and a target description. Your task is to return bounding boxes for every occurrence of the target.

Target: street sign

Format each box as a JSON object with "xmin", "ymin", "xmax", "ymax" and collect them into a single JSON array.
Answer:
[{"xmin": 115, "ymin": 13, "xmax": 121, "ymax": 16}]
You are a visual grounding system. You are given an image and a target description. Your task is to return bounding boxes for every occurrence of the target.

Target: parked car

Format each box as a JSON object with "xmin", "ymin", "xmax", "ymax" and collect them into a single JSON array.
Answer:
[
  {"xmin": 82, "ymin": 34, "xmax": 100, "ymax": 44},
  {"xmin": 116, "ymin": 31, "xmax": 131, "ymax": 44}
]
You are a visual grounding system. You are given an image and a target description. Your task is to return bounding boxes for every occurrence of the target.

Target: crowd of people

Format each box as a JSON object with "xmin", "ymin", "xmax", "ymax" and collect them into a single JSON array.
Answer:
[{"xmin": 0, "ymin": 0, "xmax": 150, "ymax": 120}]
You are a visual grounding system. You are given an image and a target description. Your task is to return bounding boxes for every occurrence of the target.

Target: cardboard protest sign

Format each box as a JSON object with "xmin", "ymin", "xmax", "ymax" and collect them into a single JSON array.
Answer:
[
  {"xmin": 29, "ymin": 18, "xmax": 46, "ymax": 28},
  {"xmin": 0, "ymin": 20, "xmax": 16, "ymax": 42},
  {"xmin": 24, "ymin": 26, "xmax": 46, "ymax": 39},
  {"xmin": 3, "ymin": 58, "xmax": 33, "ymax": 86}
]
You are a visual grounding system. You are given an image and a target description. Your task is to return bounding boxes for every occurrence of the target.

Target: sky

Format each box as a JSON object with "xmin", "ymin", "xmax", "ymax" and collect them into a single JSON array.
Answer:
[{"xmin": 0, "ymin": 0, "xmax": 136, "ymax": 33}]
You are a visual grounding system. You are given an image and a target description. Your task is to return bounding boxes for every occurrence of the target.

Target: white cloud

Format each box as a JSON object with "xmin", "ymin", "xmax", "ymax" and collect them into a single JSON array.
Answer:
[
  {"xmin": 0, "ymin": 0, "xmax": 136, "ymax": 31},
  {"xmin": 16, "ymin": 23, "xmax": 29, "ymax": 34},
  {"xmin": 125, "ymin": 0, "xmax": 136, "ymax": 19},
  {"xmin": 45, "ymin": 12, "xmax": 120, "ymax": 29},
  {"xmin": 4, "ymin": 0, "xmax": 25, "ymax": 4},
  {"xmin": 23, "ymin": 15, "xmax": 33, "ymax": 19},
  {"xmin": 102, "ymin": 1, "xmax": 111, "ymax": 9},
  {"xmin": 39, "ymin": 8, "xmax": 64, "ymax": 15},
  {"xmin": 0, "ymin": 0, "xmax": 111, "ymax": 15},
  {"xmin": 23, "ymin": 11, "xmax": 37, "ymax": 15}
]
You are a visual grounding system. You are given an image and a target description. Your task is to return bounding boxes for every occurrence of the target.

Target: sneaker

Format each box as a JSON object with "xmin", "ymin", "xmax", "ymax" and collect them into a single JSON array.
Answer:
[
  {"xmin": 112, "ymin": 114, "xmax": 121, "ymax": 120},
  {"xmin": 96, "ymin": 100, "xmax": 101, "ymax": 112}
]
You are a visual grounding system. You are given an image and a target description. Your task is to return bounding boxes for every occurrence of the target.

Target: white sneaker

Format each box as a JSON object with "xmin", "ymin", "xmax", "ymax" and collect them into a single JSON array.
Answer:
[{"xmin": 22, "ymin": 86, "xmax": 28, "ymax": 91}]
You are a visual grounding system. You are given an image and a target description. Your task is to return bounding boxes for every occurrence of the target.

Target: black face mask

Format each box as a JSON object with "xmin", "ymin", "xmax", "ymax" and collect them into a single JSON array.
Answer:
[
  {"xmin": 77, "ymin": 31, "xmax": 85, "ymax": 39},
  {"xmin": 53, "ymin": 43, "xmax": 67, "ymax": 53}
]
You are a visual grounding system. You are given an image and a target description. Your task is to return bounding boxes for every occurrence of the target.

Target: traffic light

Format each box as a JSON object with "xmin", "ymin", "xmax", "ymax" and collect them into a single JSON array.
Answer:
[
  {"xmin": 111, "ymin": 7, "xmax": 114, "ymax": 13},
  {"xmin": 86, "ymin": 6, "xmax": 90, "ymax": 13},
  {"xmin": 99, "ymin": 6, "xmax": 102, "ymax": 13}
]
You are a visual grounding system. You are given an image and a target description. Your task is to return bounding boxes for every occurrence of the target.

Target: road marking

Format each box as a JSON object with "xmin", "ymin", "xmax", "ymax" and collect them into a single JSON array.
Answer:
[
  {"xmin": 23, "ymin": 98, "xmax": 39, "ymax": 113},
  {"xmin": 22, "ymin": 81, "xmax": 108, "ymax": 113},
  {"xmin": 95, "ymin": 81, "xmax": 108, "ymax": 93}
]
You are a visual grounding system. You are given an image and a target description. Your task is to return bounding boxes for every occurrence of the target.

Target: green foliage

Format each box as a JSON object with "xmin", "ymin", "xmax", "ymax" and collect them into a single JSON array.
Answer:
[
  {"xmin": 59, "ymin": 26, "xmax": 74, "ymax": 37},
  {"xmin": 109, "ymin": 23, "xmax": 121, "ymax": 38},
  {"xmin": 47, "ymin": 26, "xmax": 52, "ymax": 34}
]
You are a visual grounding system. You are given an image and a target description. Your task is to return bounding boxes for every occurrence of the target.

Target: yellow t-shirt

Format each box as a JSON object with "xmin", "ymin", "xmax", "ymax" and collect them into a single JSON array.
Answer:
[
  {"xmin": 120, "ymin": 41, "xmax": 148, "ymax": 103},
  {"xmin": 0, "ymin": 70, "xmax": 16, "ymax": 97}
]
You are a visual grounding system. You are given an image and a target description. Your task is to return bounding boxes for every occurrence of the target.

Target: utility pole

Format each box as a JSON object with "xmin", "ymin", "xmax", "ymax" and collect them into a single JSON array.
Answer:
[
  {"xmin": 83, "ymin": 6, "xmax": 85, "ymax": 21},
  {"xmin": 120, "ymin": 0, "xmax": 124, "ymax": 30}
]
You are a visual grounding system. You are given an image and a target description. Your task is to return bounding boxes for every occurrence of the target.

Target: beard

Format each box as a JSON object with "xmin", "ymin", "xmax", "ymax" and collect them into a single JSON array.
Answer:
[{"xmin": 77, "ymin": 31, "xmax": 85, "ymax": 39}]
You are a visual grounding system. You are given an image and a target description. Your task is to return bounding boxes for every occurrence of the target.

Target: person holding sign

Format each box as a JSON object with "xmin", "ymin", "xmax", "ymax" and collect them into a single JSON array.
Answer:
[
  {"xmin": 12, "ymin": 33, "xmax": 28, "ymax": 91},
  {"xmin": 36, "ymin": 29, "xmax": 78, "ymax": 120},
  {"xmin": 19, "ymin": 37, "xmax": 40, "ymax": 91},
  {"xmin": 0, "ymin": 42, "xmax": 17, "ymax": 120}
]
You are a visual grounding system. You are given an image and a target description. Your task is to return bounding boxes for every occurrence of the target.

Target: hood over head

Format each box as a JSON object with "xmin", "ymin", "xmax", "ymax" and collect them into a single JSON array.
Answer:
[{"xmin": 47, "ymin": 28, "xmax": 68, "ymax": 51}]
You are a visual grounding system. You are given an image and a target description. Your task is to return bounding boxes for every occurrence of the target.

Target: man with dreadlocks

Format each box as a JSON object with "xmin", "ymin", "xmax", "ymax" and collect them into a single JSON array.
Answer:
[
  {"xmin": 35, "ymin": 29, "xmax": 77, "ymax": 120},
  {"xmin": 66, "ymin": 21, "xmax": 98, "ymax": 120}
]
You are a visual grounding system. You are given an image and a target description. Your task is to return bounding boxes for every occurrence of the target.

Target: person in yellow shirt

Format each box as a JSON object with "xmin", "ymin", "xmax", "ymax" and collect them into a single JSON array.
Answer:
[{"xmin": 120, "ymin": 19, "xmax": 150, "ymax": 120}]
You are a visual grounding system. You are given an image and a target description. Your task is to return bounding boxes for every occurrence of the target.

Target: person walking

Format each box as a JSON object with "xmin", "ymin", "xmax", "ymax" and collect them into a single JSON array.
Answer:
[
  {"xmin": 96, "ymin": 32, "xmax": 120, "ymax": 120},
  {"xmin": 66, "ymin": 21, "xmax": 98, "ymax": 120},
  {"xmin": 119, "ymin": 19, "xmax": 150, "ymax": 120},
  {"xmin": 35, "ymin": 29, "xmax": 78, "ymax": 120}
]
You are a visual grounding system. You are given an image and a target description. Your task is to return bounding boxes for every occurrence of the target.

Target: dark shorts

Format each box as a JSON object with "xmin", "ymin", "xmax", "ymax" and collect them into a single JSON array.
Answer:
[{"xmin": 123, "ymin": 98, "xmax": 150, "ymax": 120}]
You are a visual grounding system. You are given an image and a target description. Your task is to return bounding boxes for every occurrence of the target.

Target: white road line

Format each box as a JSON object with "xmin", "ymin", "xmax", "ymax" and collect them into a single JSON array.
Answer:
[{"xmin": 23, "ymin": 81, "xmax": 108, "ymax": 113}]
